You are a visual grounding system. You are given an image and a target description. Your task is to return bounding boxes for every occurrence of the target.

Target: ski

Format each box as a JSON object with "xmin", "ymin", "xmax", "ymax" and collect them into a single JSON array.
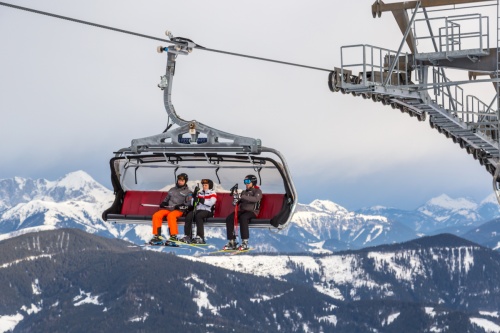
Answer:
[
  {"xmin": 206, "ymin": 249, "xmax": 235, "ymax": 255},
  {"xmin": 229, "ymin": 248, "xmax": 252, "ymax": 255},
  {"xmin": 167, "ymin": 239, "xmax": 210, "ymax": 250},
  {"xmin": 206, "ymin": 248, "xmax": 252, "ymax": 255},
  {"xmin": 131, "ymin": 239, "xmax": 211, "ymax": 250},
  {"xmin": 139, "ymin": 241, "xmax": 180, "ymax": 247}
]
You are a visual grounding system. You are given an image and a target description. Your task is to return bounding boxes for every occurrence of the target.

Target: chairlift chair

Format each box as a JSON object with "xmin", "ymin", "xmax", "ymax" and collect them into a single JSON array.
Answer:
[{"xmin": 102, "ymin": 33, "xmax": 297, "ymax": 230}]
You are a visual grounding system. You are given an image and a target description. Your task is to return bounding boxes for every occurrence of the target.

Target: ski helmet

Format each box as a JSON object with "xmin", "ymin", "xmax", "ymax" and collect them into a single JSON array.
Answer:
[
  {"xmin": 201, "ymin": 179, "xmax": 214, "ymax": 190},
  {"xmin": 177, "ymin": 173, "xmax": 188, "ymax": 187},
  {"xmin": 244, "ymin": 174, "xmax": 257, "ymax": 186}
]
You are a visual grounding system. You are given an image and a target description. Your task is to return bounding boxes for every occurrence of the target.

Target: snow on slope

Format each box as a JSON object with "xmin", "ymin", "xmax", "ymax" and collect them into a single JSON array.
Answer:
[
  {"xmin": 292, "ymin": 199, "xmax": 395, "ymax": 246},
  {"xmin": 0, "ymin": 171, "xmax": 122, "ymax": 238},
  {"xmin": 185, "ymin": 243, "xmax": 480, "ymax": 302}
]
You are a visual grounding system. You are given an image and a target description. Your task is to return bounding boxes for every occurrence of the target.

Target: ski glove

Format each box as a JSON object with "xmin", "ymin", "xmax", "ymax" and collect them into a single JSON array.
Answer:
[
  {"xmin": 159, "ymin": 202, "xmax": 168, "ymax": 208},
  {"xmin": 197, "ymin": 198, "xmax": 205, "ymax": 204},
  {"xmin": 232, "ymin": 194, "xmax": 240, "ymax": 206},
  {"xmin": 193, "ymin": 186, "xmax": 200, "ymax": 199}
]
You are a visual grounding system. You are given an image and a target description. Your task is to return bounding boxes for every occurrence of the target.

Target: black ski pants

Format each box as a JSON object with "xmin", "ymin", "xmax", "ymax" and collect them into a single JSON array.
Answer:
[
  {"xmin": 225, "ymin": 210, "xmax": 256, "ymax": 240},
  {"xmin": 184, "ymin": 210, "xmax": 212, "ymax": 239}
]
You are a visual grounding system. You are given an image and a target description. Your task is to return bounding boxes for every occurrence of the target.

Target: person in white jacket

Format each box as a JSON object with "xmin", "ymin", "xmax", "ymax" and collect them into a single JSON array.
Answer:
[{"xmin": 181, "ymin": 179, "xmax": 217, "ymax": 244}]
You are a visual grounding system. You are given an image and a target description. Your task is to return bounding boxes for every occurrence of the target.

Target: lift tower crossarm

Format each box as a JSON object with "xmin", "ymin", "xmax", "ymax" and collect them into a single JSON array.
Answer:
[
  {"xmin": 372, "ymin": 0, "xmax": 492, "ymax": 18},
  {"xmin": 372, "ymin": 0, "xmax": 491, "ymax": 54}
]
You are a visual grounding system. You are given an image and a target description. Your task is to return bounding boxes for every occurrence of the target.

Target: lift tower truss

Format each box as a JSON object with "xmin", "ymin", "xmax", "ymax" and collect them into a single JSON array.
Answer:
[{"xmin": 329, "ymin": 0, "xmax": 500, "ymax": 204}]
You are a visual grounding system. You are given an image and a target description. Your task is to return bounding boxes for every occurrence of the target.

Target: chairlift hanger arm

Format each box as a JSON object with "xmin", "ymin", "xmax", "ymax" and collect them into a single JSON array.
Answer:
[{"xmin": 132, "ymin": 37, "xmax": 268, "ymax": 154}]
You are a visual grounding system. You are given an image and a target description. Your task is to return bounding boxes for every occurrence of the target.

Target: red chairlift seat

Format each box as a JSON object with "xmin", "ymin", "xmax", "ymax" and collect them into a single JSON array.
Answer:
[{"xmin": 106, "ymin": 191, "xmax": 287, "ymax": 228}]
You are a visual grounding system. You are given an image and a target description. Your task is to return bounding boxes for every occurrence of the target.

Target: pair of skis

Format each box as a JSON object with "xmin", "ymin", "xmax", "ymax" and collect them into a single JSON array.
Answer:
[
  {"xmin": 141, "ymin": 239, "xmax": 209, "ymax": 250},
  {"xmin": 138, "ymin": 241, "xmax": 252, "ymax": 255}
]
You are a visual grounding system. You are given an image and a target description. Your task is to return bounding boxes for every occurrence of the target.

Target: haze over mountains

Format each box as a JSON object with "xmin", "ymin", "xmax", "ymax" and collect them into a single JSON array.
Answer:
[{"xmin": 1, "ymin": 171, "xmax": 500, "ymax": 252}]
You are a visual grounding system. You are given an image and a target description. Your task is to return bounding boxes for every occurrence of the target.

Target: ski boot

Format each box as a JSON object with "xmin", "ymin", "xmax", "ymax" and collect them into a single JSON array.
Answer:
[
  {"xmin": 192, "ymin": 236, "xmax": 206, "ymax": 245},
  {"xmin": 223, "ymin": 239, "xmax": 237, "ymax": 250},
  {"xmin": 149, "ymin": 235, "xmax": 165, "ymax": 245},
  {"xmin": 164, "ymin": 235, "xmax": 178, "ymax": 246},
  {"xmin": 238, "ymin": 239, "xmax": 249, "ymax": 251},
  {"xmin": 179, "ymin": 235, "xmax": 191, "ymax": 244}
]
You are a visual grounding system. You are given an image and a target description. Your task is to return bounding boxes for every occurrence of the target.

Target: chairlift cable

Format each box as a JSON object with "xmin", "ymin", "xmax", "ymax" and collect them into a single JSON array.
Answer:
[{"xmin": 0, "ymin": 1, "xmax": 332, "ymax": 72}]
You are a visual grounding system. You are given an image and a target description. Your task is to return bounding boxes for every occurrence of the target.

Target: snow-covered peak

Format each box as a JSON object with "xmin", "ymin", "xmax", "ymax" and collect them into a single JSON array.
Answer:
[
  {"xmin": 0, "ymin": 171, "xmax": 111, "ymax": 208},
  {"xmin": 424, "ymin": 194, "xmax": 477, "ymax": 211},
  {"xmin": 0, "ymin": 172, "xmax": 117, "ymax": 241},
  {"xmin": 309, "ymin": 199, "xmax": 348, "ymax": 213},
  {"xmin": 53, "ymin": 171, "xmax": 98, "ymax": 190},
  {"xmin": 46, "ymin": 171, "xmax": 109, "ymax": 196},
  {"xmin": 417, "ymin": 194, "xmax": 482, "ymax": 225},
  {"xmin": 480, "ymin": 193, "xmax": 499, "ymax": 206}
]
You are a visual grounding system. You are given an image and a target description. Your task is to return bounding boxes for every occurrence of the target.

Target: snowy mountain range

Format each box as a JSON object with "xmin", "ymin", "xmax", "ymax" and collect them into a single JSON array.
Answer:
[
  {"xmin": 2, "ymin": 228, "xmax": 500, "ymax": 333},
  {"xmin": 2, "ymin": 172, "xmax": 500, "ymax": 332},
  {"xmin": 0, "ymin": 171, "xmax": 121, "ymax": 239},
  {"xmin": 188, "ymin": 234, "xmax": 500, "ymax": 308},
  {"xmin": 0, "ymin": 229, "xmax": 339, "ymax": 332},
  {"xmin": 1, "ymin": 171, "xmax": 500, "ymax": 252},
  {"xmin": 359, "ymin": 194, "xmax": 500, "ymax": 230}
]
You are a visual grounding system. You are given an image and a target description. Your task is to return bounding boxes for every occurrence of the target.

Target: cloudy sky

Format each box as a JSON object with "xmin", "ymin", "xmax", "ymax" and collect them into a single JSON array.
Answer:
[{"xmin": 1, "ymin": 0, "xmax": 497, "ymax": 210}]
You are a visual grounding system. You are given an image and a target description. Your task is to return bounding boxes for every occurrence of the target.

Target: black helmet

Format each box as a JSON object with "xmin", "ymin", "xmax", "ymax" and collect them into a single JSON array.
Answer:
[
  {"xmin": 176, "ymin": 173, "xmax": 188, "ymax": 187},
  {"xmin": 244, "ymin": 174, "xmax": 257, "ymax": 186},
  {"xmin": 201, "ymin": 179, "xmax": 214, "ymax": 190}
]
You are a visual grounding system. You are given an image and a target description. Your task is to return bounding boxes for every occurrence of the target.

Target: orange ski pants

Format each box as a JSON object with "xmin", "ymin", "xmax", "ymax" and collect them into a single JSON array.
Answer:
[{"xmin": 152, "ymin": 209, "xmax": 184, "ymax": 236}]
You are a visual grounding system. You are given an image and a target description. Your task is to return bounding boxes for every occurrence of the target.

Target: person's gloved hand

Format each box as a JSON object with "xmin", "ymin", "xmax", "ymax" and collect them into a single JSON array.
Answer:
[
  {"xmin": 159, "ymin": 202, "xmax": 168, "ymax": 208},
  {"xmin": 174, "ymin": 204, "xmax": 189, "ymax": 211},
  {"xmin": 232, "ymin": 194, "xmax": 240, "ymax": 206}
]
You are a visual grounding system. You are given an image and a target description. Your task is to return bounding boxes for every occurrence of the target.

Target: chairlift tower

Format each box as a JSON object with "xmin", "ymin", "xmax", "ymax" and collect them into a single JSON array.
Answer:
[{"xmin": 329, "ymin": 0, "xmax": 500, "ymax": 203}]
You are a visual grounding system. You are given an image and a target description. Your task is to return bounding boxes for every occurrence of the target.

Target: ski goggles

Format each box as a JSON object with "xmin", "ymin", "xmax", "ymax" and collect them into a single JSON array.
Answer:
[
  {"xmin": 201, "ymin": 179, "xmax": 210, "ymax": 185},
  {"xmin": 243, "ymin": 179, "xmax": 252, "ymax": 184},
  {"xmin": 177, "ymin": 175, "xmax": 186, "ymax": 181}
]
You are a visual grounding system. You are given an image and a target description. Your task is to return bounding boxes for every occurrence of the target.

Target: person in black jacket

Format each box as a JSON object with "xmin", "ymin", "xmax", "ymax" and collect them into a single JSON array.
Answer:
[{"xmin": 223, "ymin": 174, "xmax": 262, "ymax": 250}]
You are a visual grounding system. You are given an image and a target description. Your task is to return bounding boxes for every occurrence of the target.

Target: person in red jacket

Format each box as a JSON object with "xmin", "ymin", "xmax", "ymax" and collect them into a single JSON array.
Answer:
[
  {"xmin": 223, "ymin": 174, "xmax": 262, "ymax": 251},
  {"xmin": 149, "ymin": 173, "xmax": 192, "ymax": 245}
]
